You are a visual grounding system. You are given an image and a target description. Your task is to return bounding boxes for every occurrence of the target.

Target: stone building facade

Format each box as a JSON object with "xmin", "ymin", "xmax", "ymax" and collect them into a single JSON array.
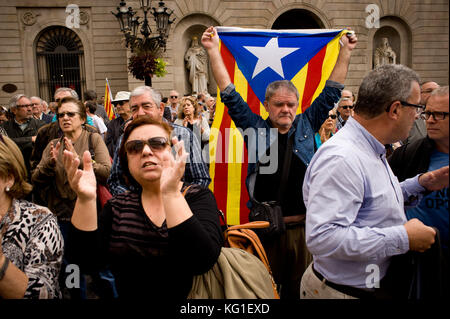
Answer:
[{"xmin": 0, "ymin": 0, "xmax": 448, "ymax": 105}]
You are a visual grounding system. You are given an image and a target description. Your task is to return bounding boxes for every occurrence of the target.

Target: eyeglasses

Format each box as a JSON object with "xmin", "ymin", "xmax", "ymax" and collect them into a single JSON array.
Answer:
[
  {"xmin": 341, "ymin": 105, "xmax": 354, "ymax": 110},
  {"xmin": 115, "ymin": 101, "xmax": 126, "ymax": 106},
  {"xmin": 57, "ymin": 111, "xmax": 79, "ymax": 119},
  {"xmin": 16, "ymin": 104, "xmax": 33, "ymax": 108},
  {"xmin": 420, "ymin": 111, "xmax": 449, "ymax": 121},
  {"xmin": 399, "ymin": 101, "xmax": 425, "ymax": 113},
  {"xmin": 170, "ymin": 96, "xmax": 178, "ymax": 99},
  {"xmin": 328, "ymin": 114, "xmax": 337, "ymax": 119},
  {"xmin": 125, "ymin": 137, "xmax": 170, "ymax": 155}
]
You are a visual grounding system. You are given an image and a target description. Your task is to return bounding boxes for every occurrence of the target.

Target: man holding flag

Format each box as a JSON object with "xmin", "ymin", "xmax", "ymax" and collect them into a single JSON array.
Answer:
[{"xmin": 202, "ymin": 26, "xmax": 357, "ymax": 298}]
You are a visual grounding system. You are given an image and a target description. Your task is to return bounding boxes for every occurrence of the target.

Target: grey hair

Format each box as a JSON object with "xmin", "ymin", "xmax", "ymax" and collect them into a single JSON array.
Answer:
[
  {"xmin": 265, "ymin": 80, "xmax": 299, "ymax": 103},
  {"xmin": 130, "ymin": 86, "xmax": 162, "ymax": 108},
  {"xmin": 8, "ymin": 94, "xmax": 28, "ymax": 110},
  {"xmin": 354, "ymin": 64, "xmax": 421, "ymax": 118},
  {"xmin": 430, "ymin": 85, "xmax": 449, "ymax": 98},
  {"xmin": 54, "ymin": 87, "xmax": 79, "ymax": 100},
  {"xmin": 30, "ymin": 96, "xmax": 42, "ymax": 104}
]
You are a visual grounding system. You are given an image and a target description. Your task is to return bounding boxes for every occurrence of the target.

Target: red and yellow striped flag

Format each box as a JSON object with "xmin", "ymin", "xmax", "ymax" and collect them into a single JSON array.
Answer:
[
  {"xmin": 209, "ymin": 27, "xmax": 344, "ymax": 225},
  {"xmin": 104, "ymin": 78, "xmax": 115, "ymax": 120}
]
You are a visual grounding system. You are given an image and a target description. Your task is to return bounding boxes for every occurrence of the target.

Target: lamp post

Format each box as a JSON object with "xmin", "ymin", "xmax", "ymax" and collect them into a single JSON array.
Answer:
[{"xmin": 112, "ymin": 0, "xmax": 175, "ymax": 86}]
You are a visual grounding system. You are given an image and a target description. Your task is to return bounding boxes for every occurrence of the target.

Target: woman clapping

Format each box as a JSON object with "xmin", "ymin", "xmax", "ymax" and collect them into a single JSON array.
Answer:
[{"xmin": 63, "ymin": 117, "xmax": 223, "ymax": 299}]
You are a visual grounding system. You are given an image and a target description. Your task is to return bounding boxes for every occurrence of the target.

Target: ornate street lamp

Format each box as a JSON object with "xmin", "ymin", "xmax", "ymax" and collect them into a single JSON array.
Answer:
[{"xmin": 112, "ymin": 1, "xmax": 175, "ymax": 86}]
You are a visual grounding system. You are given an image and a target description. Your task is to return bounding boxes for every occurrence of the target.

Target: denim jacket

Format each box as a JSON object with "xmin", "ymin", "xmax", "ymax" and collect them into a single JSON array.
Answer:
[{"xmin": 219, "ymin": 80, "xmax": 344, "ymax": 198}]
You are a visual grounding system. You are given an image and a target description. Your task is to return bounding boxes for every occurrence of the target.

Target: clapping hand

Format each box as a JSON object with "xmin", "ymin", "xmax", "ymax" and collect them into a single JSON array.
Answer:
[
  {"xmin": 63, "ymin": 150, "xmax": 97, "ymax": 201},
  {"xmin": 49, "ymin": 141, "xmax": 61, "ymax": 165},
  {"xmin": 160, "ymin": 137, "xmax": 188, "ymax": 195}
]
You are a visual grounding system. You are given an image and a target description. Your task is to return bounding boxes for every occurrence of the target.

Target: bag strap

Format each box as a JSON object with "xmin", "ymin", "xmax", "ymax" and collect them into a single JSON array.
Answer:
[
  {"xmin": 87, "ymin": 131, "xmax": 95, "ymax": 159},
  {"xmin": 181, "ymin": 184, "xmax": 193, "ymax": 197},
  {"xmin": 227, "ymin": 221, "xmax": 270, "ymax": 231}
]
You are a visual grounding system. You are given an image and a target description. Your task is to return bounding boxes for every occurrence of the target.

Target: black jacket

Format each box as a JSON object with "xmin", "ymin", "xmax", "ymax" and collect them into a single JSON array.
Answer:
[
  {"xmin": 2, "ymin": 118, "xmax": 44, "ymax": 174},
  {"xmin": 388, "ymin": 137, "xmax": 434, "ymax": 182},
  {"xmin": 387, "ymin": 137, "xmax": 449, "ymax": 299},
  {"xmin": 105, "ymin": 116, "xmax": 125, "ymax": 157}
]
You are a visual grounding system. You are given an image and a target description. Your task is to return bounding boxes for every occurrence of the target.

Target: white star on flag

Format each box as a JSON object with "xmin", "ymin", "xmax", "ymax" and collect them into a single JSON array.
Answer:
[{"xmin": 244, "ymin": 37, "xmax": 300, "ymax": 79}]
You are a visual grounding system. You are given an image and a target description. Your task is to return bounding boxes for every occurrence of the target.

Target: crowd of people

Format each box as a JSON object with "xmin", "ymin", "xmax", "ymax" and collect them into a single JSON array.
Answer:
[{"xmin": 0, "ymin": 26, "xmax": 448, "ymax": 300}]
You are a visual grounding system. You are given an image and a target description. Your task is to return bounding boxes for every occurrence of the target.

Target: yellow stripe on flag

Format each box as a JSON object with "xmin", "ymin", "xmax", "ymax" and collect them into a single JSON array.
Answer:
[
  {"xmin": 208, "ymin": 42, "xmax": 226, "ymax": 194},
  {"xmin": 310, "ymin": 31, "xmax": 343, "ymax": 103},
  {"xmin": 292, "ymin": 64, "xmax": 309, "ymax": 115},
  {"xmin": 225, "ymin": 63, "xmax": 246, "ymax": 225}
]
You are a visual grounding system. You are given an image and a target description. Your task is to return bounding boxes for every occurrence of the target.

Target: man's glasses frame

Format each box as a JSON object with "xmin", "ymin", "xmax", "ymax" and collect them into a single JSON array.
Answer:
[
  {"xmin": 399, "ymin": 101, "xmax": 426, "ymax": 114},
  {"xmin": 420, "ymin": 111, "xmax": 449, "ymax": 121},
  {"xmin": 385, "ymin": 100, "xmax": 425, "ymax": 113}
]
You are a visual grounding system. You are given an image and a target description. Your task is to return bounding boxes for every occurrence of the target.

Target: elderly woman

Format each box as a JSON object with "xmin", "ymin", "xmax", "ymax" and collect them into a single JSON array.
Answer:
[
  {"xmin": 314, "ymin": 109, "xmax": 337, "ymax": 149},
  {"xmin": 63, "ymin": 117, "xmax": 223, "ymax": 298},
  {"xmin": 0, "ymin": 135, "xmax": 63, "ymax": 298},
  {"xmin": 32, "ymin": 96, "xmax": 111, "ymax": 225},
  {"xmin": 175, "ymin": 97, "xmax": 210, "ymax": 148}
]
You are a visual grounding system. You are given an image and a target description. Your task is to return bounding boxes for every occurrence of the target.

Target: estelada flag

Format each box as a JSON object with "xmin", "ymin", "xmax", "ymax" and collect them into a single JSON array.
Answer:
[
  {"xmin": 209, "ymin": 27, "xmax": 345, "ymax": 225},
  {"xmin": 104, "ymin": 78, "xmax": 115, "ymax": 120}
]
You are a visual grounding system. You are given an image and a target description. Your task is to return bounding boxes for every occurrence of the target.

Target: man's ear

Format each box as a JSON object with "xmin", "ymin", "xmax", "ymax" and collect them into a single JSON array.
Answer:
[
  {"xmin": 159, "ymin": 102, "xmax": 165, "ymax": 115},
  {"xmin": 387, "ymin": 101, "xmax": 400, "ymax": 120},
  {"xmin": 263, "ymin": 100, "xmax": 269, "ymax": 112}
]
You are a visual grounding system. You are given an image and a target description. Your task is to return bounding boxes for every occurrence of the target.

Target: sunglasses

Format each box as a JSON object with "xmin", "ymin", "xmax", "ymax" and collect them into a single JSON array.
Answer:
[
  {"xmin": 57, "ymin": 111, "xmax": 79, "ymax": 119},
  {"xmin": 125, "ymin": 137, "xmax": 170, "ymax": 155},
  {"xmin": 170, "ymin": 96, "xmax": 178, "ymax": 99},
  {"xmin": 328, "ymin": 114, "xmax": 337, "ymax": 119},
  {"xmin": 341, "ymin": 105, "xmax": 354, "ymax": 110},
  {"xmin": 16, "ymin": 104, "xmax": 33, "ymax": 108}
]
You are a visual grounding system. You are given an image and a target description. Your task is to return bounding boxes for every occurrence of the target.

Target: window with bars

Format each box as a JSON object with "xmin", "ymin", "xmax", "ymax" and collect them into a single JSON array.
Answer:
[{"xmin": 36, "ymin": 26, "xmax": 86, "ymax": 102}]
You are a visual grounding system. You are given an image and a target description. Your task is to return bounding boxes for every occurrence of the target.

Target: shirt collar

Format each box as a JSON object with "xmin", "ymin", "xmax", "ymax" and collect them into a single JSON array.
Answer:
[{"xmin": 346, "ymin": 117, "xmax": 386, "ymax": 157}]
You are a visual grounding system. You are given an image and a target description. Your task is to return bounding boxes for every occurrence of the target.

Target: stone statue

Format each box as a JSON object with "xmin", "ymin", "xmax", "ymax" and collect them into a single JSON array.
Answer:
[
  {"xmin": 185, "ymin": 36, "xmax": 208, "ymax": 94},
  {"xmin": 374, "ymin": 37, "xmax": 397, "ymax": 68}
]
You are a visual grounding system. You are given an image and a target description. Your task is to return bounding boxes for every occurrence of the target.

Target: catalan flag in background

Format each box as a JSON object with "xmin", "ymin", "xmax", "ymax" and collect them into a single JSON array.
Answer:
[
  {"xmin": 104, "ymin": 78, "xmax": 115, "ymax": 120},
  {"xmin": 209, "ymin": 27, "xmax": 345, "ymax": 225}
]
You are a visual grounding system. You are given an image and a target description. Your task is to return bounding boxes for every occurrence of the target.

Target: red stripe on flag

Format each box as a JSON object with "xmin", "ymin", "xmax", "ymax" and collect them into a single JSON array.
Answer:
[
  {"xmin": 238, "ymin": 83, "xmax": 260, "ymax": 224},
  {"xmin": 301, "ymin": 45, "xmax": 327, "ymax": 113},
  {"xmin": 214, "ymin": 43, "xmax": 236, "ymax": 219}
]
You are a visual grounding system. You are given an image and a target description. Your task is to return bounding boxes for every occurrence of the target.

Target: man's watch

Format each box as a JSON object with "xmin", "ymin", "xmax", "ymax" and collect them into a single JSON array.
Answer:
[{"xmin": 221, "ymin": 83, "xmax": 235, "ymax": 95}]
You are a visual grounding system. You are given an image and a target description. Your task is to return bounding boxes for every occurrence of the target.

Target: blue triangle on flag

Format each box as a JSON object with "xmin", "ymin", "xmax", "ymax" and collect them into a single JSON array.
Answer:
[{"xmin": 218, "ymin": 29, "xmax": 341, "ymax": 103}]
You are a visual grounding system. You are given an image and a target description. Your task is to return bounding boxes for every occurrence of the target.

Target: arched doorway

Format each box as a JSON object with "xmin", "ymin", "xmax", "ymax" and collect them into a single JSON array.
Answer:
[
  {"xmin": 272, "ymin": 9, "xmax": 325, "ymax": 29},
  {"xmin": 36, "ymin": 26, "xmax": 86, "ymax": 102}
]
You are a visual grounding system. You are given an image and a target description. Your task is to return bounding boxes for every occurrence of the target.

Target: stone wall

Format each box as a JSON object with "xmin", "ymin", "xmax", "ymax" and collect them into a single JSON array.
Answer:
[{"xmin": 0, "ymin": 0, "xmax": 448, "ymax": 105}]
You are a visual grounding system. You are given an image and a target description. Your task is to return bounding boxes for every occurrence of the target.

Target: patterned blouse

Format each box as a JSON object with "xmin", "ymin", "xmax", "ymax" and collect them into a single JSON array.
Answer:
[{"xmin": 0, "ymin": 199, "xmax": 63, "ymax": 298}]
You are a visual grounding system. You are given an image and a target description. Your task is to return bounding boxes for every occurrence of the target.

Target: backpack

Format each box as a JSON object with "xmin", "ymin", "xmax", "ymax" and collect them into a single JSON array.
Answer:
[{"xmin": 221, "ymin": 214, "xmax": 280, "ymax": 299}]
